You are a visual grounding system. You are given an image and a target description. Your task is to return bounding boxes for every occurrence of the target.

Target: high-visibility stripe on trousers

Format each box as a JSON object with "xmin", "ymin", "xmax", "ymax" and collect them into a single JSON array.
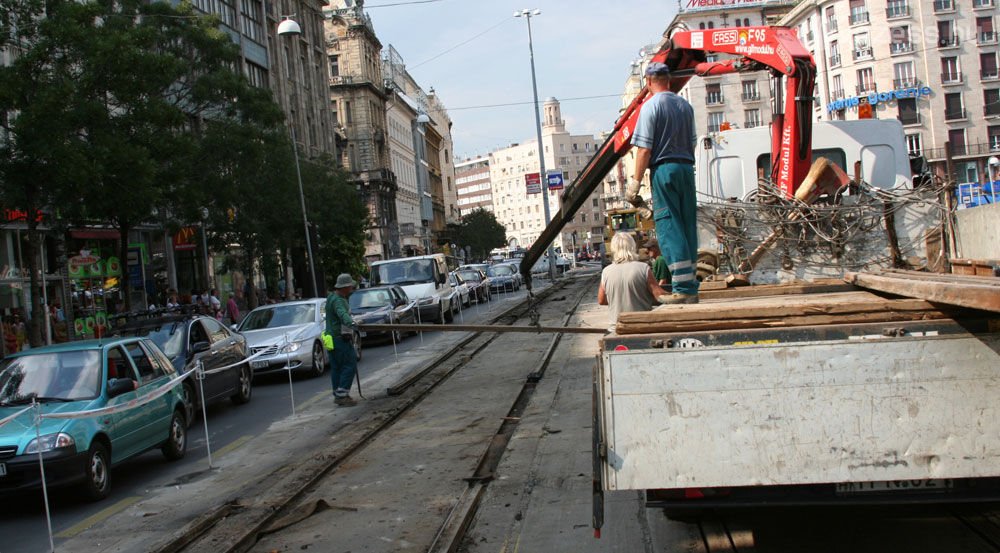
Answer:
[{"xmin": 651, "ymin": 162, "xmax": 699, "ymax": 296}]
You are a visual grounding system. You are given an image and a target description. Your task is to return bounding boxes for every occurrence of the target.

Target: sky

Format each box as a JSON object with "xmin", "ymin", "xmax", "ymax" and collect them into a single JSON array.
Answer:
[{"xmin": 362, "ymin": 0, "xmax": 678, "ymax": 160}]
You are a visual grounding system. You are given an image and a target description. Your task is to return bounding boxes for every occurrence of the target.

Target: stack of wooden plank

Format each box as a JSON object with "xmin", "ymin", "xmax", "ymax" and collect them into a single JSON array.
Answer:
[
  {"xmin": 845, "ymin": 269, "xmax": 1000, "ymax": 313},
  {"xmin": 614, "ymin": 290, "xmax": 950, "ymax": 335}
]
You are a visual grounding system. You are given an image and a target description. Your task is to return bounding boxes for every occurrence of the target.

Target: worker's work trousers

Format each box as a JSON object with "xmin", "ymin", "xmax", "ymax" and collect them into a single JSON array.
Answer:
[
  {"xmin": 651, "ymin": 162, "xmax": 700, "ymax": 296},
  {"xmin": 328, "ymin": 336, "xmax": 357, "ymax": 397}
]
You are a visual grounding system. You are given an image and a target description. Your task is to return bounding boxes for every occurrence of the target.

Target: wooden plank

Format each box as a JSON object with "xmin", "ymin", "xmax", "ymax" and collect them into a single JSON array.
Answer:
[
  {"xmin": 699, "ymin": 279, "xmax": 858, "ymax": 300},
  {"xmin": 846, "ymin": 271, "xmax": 1000, "ymax": 313},
  {"xmin": 882, "ymin": 268, "xmax": 1000, "ymax": 283},
  {"xmin": 615, "ymin": 309, "xmax": 951, "ymax": 334}
]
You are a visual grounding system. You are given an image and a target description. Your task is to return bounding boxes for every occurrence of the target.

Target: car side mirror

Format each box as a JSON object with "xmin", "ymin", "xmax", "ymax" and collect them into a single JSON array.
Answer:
[
  {"xmin": 108, "ymin": 378, "xmax": 136, "ymax": 398},
  {"xmin": 230, "ymin": 324, "xmax": 239, "ymax": 331},
  {"xmin": 191, "ymin": 341, "xmax": 211, "ymax": 354}
]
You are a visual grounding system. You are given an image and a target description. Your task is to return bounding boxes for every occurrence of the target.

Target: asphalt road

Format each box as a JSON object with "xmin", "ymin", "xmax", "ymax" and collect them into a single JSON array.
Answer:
[{"xmin": 0, "ymin": 281, "xmax": 548, "ymax": 553}]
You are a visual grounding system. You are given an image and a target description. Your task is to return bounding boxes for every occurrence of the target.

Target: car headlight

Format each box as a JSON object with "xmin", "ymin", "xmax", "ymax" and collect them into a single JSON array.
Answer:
[
  {"xmin": 25, "ymin": 432, "xmax": 75, "ymax": 455},
  {"xmin": 280, "ymin": 341, "xmax": 303, "ymax": 353}
]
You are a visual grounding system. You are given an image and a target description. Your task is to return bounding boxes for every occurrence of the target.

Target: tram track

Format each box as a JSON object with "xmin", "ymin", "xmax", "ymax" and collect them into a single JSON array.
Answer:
[{"xmin": 151, "ymin": 275, "xmax": 598, "ymax": 553}]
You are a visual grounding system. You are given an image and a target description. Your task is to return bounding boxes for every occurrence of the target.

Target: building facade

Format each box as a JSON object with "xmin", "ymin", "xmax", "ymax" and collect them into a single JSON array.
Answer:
[
  {"xmin": 455, "ymin": 157, "xmax": 494, "ymax": 217},
  {"xmin": 780, "ymin": 0, "xmax": 1000, "ymax": 183},
  {"xmin": 489, "ymin": 98, "xmax": 605, "ymax": 255}
]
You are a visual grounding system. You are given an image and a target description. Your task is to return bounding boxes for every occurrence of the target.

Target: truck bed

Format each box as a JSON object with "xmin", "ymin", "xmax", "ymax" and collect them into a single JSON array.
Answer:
[{"xmin": 597, "ymin": 287, "xmax": 1000, "ymax": 493}]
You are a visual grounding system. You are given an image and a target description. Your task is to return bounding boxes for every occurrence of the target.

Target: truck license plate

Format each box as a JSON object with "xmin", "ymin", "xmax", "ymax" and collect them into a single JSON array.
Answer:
[
  {"xmin": 250, "ymin": 360, "xmax": 269, "ymax": 370},
  {"xmin": 836, "ymin": 479, "xmax": 953, "ymax": 495},
  {"xmin": 0, "ymin": 463, "xmax": 6, "ymax": 477}
]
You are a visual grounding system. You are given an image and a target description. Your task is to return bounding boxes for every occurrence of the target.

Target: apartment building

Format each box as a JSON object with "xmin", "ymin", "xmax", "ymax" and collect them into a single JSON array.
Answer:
[
  {"xmin": 455, "ymin": 157, "xmax": 494, "ymax": 217},
  {"xmin": 489, "ymin": 98, "xmax": 605, "ymax": 255},
  {"xmin": 781, "ymin": 0, "xmax": 1000, "ymax": 183}
]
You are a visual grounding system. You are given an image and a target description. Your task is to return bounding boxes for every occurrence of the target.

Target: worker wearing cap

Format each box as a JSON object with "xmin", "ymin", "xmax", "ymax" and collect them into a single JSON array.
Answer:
[
  {"xmin": 644, "ymin": 237, "xmax": 671, "ymax": 289},
  {"xmin": 627, "ymin": 61, "xmax": 699, "ymax": 304},
  {"xmin": 326, "ymin": 273, "xmax": 359, "ymax": 406}
]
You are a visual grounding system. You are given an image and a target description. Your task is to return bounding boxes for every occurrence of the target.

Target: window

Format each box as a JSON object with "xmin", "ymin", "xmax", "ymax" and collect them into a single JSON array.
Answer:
[
  {"xmin": 887, "ymin": 0, "xmax": 909, "ymax": 17},
  {"xmin": 742, "ymin": 80, "xmax": 759, "ymax": 100},
  {"xmin": 829, "ymin": 40, "xmax": 841, "ymax": 66},
  {"xmin": 745, "ymin": 109, "xmax": 762, "ymax": 128},
  {"xmin": 856, "ymin": 67, "xmax": 876, "ymax": 94},
  {"xmin": 825, "ymin": 6, "xmax": 837, "ymax": 30},
  {"xmin": 982, "ymin": 53, "xmax": 999, "ymax": 79},
  {"xmin": 329, "ymin": 55, "xmax": 339, "ymax": 77},
  {"xmin": 706, "ymin": 83, "xmax": 723, "ymax": 104},
  {"xmin": 849, "ymin": 0, "xmax": 869, "ymax": 24},
  {"xmin": 937, "ymin": 20, "xmax": 957, "ymax": 46},
  {"xmin": 708, "ymin": 112, "xmax": 725, "ymax": 132},
  {"xmin": 592, "ymin": 198, "xmax": 599, "ymax": 207},
  {"xmin": 852, "ymin": 32, "xmax": 872, "ymax": 59},
  {"xmin": 699, "ymin": 22, "xmax": 706, "ymax": 30},
  {"xmin": 948, "ymin": 129, "xmax": 967, "ymax": 155},
  {"xmin": 986, "ymin": 89, "xmax": 1000, "ymax": 116},
  {"xmin": 125, "ymin": 343, "xmax": 160, "ymax": 385},
  {"xmin": 944, "ymin": 92, "xmax": 965, "ymax": 120},
  {"xmin": 832, "ymin": 74, "xmax": 844, "ymax": 98},
  {"xmin": 978, "ymin": 16, "xmax": 997, "ymax": 44},
  {"xmin": 890, "ymin": 26, "xmax": 912, "ymax": 53},
  {"xmin": 897, "ymin": 98, "xmax": 919, "ymax": 125},
  {"xmin": 707, "ymin": 21, "xmax": 714, "ymax": 29},
  {"xmin": 241, "ymin": 0, "xmax": 264, "ymax": 43},
  {"xmin": 245, "ymin": 61, "xmax": 267, "ymax": 88},
  {"xmin": 893, "ymin": 61, "xmax": 916, "ymax": 88},
  {"xmin": 905, "ymin": 133, "xmax": 922, "ymax": 155},
  {"xmin": 345, "ymin": 100, "xmax": 352, "ymax": 123},
  {"xmin": 201, "ymin": 318, "xmax": 229, "ymax": 343},
  {"xmin": 941, "ymin": 57, "xmax": 961, "ymax": 82},
  {"xmin": 989, "ymin": 125, "xmax": 1000, "ymax": 151}
]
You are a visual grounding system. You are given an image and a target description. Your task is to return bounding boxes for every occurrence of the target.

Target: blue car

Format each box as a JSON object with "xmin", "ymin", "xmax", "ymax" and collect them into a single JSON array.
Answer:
[{"xmin": 0, "ymin": 338, "xmax": 188, "ymax": 500}]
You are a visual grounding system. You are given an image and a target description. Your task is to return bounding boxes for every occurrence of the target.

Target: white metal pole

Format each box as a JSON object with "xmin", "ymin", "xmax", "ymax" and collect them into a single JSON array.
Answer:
[
  {"xmin": 197, "ymin": 361, "xmax": 213, "ymax": 469},
  {"xmin": 285, "ymin": 333, "xmax": 296, "ymax": 417},
  {"xmin": 33, "ymin": 401, "xmax": 55, "ymax": 552}
]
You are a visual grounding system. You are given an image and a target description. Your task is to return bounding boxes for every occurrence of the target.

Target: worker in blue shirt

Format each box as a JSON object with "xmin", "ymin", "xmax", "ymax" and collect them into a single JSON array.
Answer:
[{"xmin": 627, "ymin": 61, "xmax": 700, "ymax": 304}]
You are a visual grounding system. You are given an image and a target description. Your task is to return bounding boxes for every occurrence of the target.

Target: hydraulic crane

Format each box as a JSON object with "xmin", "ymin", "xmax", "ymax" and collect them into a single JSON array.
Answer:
[{"xmin": 519, "ymin": 26, "xmax": 817, "ymax": 290}]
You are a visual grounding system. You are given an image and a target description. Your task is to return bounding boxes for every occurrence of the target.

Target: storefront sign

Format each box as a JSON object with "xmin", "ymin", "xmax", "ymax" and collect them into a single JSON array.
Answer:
[
  {"xmin": 525, "ymin": 172, "xmax": 542, "ymax": 194},
  {"xmin": 827, "ymin": 86, "xmax": 933, "ymax": 113},
  {"xmin": 173, "ymin": 226, "xmax": 197, "ymax": 251},
  {"xmin": 2, "ymin": 208, "xmax": 44, "ymax": 223},
  {"xmin": 68, "ymin": 250, "xmax": 101, "ymax": 279},
  {"xmin": 681, "ymin": 0, "xmax": 769, "ymax": 12}
]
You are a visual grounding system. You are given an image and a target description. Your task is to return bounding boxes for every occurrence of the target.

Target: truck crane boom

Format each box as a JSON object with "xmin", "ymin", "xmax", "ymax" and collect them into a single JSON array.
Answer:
[{"xmin": 519, "ymin": 26, "xmax": 816, "ymax": 291}]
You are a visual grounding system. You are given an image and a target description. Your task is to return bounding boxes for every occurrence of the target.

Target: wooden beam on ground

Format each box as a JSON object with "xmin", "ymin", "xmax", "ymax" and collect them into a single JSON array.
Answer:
[{"xmin": 845, "ymin": 270, "xmax": 1000, "ymax": 313}]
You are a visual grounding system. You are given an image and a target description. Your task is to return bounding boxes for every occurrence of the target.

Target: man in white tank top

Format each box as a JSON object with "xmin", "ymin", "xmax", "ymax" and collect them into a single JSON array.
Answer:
[{"xmin": 598, "ymin": 233, "xmax": 669, "ymax": 330}]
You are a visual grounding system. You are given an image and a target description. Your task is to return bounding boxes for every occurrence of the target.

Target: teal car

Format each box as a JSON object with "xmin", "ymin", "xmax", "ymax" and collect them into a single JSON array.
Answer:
[{"xmin": 0, "ymin": 337, "xmax": 187, "ymax": 500}]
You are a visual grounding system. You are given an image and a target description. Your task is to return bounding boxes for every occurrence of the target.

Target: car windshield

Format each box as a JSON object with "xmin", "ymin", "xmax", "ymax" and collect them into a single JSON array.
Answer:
[
  {"xmin": 349, "ymin": 289, "xmax": 392, "ymax": 311},
  {"xmin": 121, "ymin": 322, "xmax": 185, "ymax": 360},
  {"xmin": 457, "ymin": 271, "xmax": 481, "ymax": 282},
  {"xmin": 488, "ymin": 265, "xmax": 513, "ymax": 277},
  {"xmin": 240, "ymin": 304, "xmax": 316, "ymax": 330},
  {"xmin": 0, "ymin": 350, "xmax": 101, "ymax": 404},
  {"xmin": 373, "ymin": 259, "xmax": 435, "ymax": 286}
]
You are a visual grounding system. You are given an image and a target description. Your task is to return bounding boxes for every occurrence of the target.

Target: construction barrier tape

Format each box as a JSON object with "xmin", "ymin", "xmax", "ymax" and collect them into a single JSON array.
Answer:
[
  {"xmin": 198, "ymin": 343, "xmax": 279, "ymax": 377},
  {"xmin": 40, "ymin": 369, "xmax": 196, "ymax": 420},
  {"xmin": 0, "ymin": 405, "xmax": 34, "ymax": 430}
]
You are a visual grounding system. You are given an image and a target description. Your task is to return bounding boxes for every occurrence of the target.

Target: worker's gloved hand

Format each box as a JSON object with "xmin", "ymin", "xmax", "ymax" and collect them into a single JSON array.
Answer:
[{"xmin": 625, "ymin": 178, "xmax": 647, "ymax": 208}]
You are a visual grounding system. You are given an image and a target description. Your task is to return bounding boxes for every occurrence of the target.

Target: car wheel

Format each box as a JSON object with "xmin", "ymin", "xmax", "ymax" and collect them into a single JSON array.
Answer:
[
  {"xmin": 230, "ymin": 365, "xmax": 252, "ymax": 405},
  {"xmin": 81, "ymin": 441, "xmax": 111, "ymax": 501},
  {"xmin": 181, "ymin": 381, "xmax": 197, "ymax": 429},
  {"xmin": 161, "ymin": 409, "xmax": 187, "ymax": 461},
  {"xmin": 353, "ymin": 331, "xmax": 363, "ymax": 361},
  {"xmin": 463, "ymin": 294, "xmax": 471, "ymax": 308},
  {"xmin": 444, "ymin": 301, "xmax": 455, "ymax": 323},
  {"xmin": 436, "ymin": 304, "xmax": 446, "ymax": 324},
  {"xmin": 310, "ymin": 341, "xmax": 327, "ymax": 378}
]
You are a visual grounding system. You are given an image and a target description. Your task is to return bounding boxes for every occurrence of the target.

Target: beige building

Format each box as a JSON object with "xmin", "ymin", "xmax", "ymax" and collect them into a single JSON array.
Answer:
[
  {"xmin": 455, "ymin": 156, "xmax": 494, "ymax": 217},
  {"xmin": 780, "ymin": 0, "xmax": 1000, "ymax": 183},
  {"xmin": 489, "ymin": 98, "xmax": 605, "ymax": 255}
]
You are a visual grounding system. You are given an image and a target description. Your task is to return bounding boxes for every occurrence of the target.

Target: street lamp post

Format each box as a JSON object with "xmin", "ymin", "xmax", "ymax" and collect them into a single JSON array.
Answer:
[
  {"xmin": 514, "ymin": 8, "xmax": 557, "ymax": 281},
  {"xmin": 278, "ymin": 17, "xmax": 319, "ymax": 298}
]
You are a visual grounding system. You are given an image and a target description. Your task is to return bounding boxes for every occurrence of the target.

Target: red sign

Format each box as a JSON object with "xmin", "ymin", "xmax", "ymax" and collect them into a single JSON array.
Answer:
[
  {"xmin": 173, "ymin": 226, "xmax": 197, "ymax": 251},
  {"xmin": 3, "ymin": 208, "xmax": 44, "ymax": 223},
  {"xmin": 525, "ymin": 172, "xmax": 542, "ymax": 194}
]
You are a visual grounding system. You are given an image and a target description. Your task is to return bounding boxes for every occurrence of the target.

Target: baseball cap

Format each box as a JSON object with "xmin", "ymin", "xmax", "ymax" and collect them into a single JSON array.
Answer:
[{"xmin": 645, "ymin": 62, "xmax": 671, "ymax": 76}]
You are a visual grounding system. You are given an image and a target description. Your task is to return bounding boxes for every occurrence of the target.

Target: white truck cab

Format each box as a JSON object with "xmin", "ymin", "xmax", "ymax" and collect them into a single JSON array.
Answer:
[{"xmin": 369, "ymin": 254, "xmax": 457, "ymax": 323}]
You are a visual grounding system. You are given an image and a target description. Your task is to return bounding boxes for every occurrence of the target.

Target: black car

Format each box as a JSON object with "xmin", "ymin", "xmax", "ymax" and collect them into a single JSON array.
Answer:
[
  {"xmin": 349, "ymin": 285, "xmax": 417, "ymax": 343},
  {"xmin": 116, "ymin": 314, "xmax": 252, "ymax": 426},
  {"xmin": 486, "ymin": 264, "xmax": 517, "ymax": 293},
  {"xmin": 455, "ymin": 268, "xmax": 490, "ymax": 302}
]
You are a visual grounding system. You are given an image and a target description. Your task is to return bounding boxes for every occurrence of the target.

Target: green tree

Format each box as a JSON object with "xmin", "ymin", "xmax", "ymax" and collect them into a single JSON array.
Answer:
[
  {"xmin": 300, "ymin": 156, "xmax": 369, "ymax": 286},
  {"xmin": 454, "ymin": 208, "xmax": 507, "ymax": 262}
]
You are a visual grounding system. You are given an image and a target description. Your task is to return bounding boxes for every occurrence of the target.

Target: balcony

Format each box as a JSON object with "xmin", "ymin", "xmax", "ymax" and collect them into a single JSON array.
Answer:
[
  {"xmin": 941, "ymin": 71, "xmax": 964, "ymax": 84},
  {"xmin": 856, "ymin": 83, "xmax": 877, "ymax": 95},
  {"xmin": 829, "ymin": 53, "xmax": 842, "ymax": 67},
  {"xmin": 850, "ymin": 11, "xmax": 870, "ymax": 25},
  {"xmin": 933, "ymin": 0, "xmax": 955, "ymax": 11},
  {"xmin": 886, "ymin": 3, "xmax": 910, "ymax": 18},
  {"xmin": 744, "ymin": 120, "xmax": 762, "ymax": 128},
  {"xmin": 973, "ymin": 0, "xmax": 994, "ymax": 9},
  {"xmin": 986, "ymin": 103, "xmax": 1000, "ymax": 116},
  {"xmin": 706, "ymin": 93, "xmax": 725, "ymax": 105},
  {"xmin": 831, "ymin": 88, "xmax": 846, "ymax": 99},
  {"xmin": 979, "ymin": 31, "xmax": 999, "ymax": 45},
  {"xmin": 707, "ymin": 124, "xmax": 722, "ymax": 132},
  {"xmin": 938, "ymin": 35, "xmax": 960, "ymax": 48},
  {"xmin": 945, "ymin": 108, "xmax": 967, "ymax": 120},
  {"xmin": 898, "ymin": 112, "xmax": 922, "ymax": 125},
  {"xmin": 853, "ymin": 46, "xmax": 874, "ymax": 60},
  {"xmin": 329, "ymin": 74, "xmax": 356, "ymax": 85},
  {"xmin": 741, "ymin": 91, "xmax": 761, "ymax": 101},
  {"xmin": 827, "ymin": 18, "xmax": 838, "ymax": 32},
  {"xmin": 890, "ymin": 42, "xmax": 914, "ymax": 54},
  {"xmin": 983, "ymin": 68, "xmax": 1000, "ymax": 80},
  {"xmin": 924, "ymin": 141, "xmax": 999, "ymax": 159},
  {"xmin": 893, "ymin": 77, "xmax": 920, "ymax": 88}
]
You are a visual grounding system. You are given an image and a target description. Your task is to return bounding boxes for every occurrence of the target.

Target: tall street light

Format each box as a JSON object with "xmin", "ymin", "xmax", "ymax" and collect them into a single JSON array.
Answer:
[
  {"xmin": 514, "ymin": 8, "xmax": 557, "ymax": 281},
  {"xmin": 277, "ymin": 16, "xmax": 319, "ymax": 298}
]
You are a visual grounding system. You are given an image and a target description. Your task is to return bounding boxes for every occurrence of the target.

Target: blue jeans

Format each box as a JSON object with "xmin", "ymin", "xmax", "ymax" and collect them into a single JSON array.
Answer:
[
  {"xmin": 328, "ymin": 336, "xmax": 357, "ymax": 397},
  {"xmin": 651, "ymin": 162, "xmax": 699, "ymax": 296}
]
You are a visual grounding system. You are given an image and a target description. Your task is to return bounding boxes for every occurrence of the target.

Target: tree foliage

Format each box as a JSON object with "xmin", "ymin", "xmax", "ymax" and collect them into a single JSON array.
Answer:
[{"xmin": 453, "ymin": 208, "xmax": 506, "ymax": 262}]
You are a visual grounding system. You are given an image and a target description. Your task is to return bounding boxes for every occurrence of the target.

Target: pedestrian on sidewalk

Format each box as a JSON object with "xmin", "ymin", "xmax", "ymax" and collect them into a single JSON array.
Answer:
[
  {"xmin": 225, "ymin": 294, "xmax": 240, "ymax": 325},
  {"xmin": 644, "ymin": 237, "xmax": 671, "ymax": 290},
  {"xmin": 598, "ymin": 233, "xmax": 668, "ymax": 331},
  {"xmin": 627, "ymin": 61, "xmax": 700, "ymax": 304},
  {"xmin": 326, "ymin": 273, "xmax": 359, "ymax": 406}
]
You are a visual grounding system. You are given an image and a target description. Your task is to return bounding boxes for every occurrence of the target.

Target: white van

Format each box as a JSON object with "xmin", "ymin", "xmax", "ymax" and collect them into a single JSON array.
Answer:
[{"xmin": 369, "ymin": 254, "xmax": 458, "ymax": 323}]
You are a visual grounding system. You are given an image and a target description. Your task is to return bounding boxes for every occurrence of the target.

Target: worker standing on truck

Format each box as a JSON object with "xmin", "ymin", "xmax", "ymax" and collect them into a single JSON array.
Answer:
[
  {"xmin": 598, "ymin": 233, "xmax": 668, "ymax": 331},
  {"xmin": 627, "ymin": 61, "xmax": 700, "ymax": 304}
]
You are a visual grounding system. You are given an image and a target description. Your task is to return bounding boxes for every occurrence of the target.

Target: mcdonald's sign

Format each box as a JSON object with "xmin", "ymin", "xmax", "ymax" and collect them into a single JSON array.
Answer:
[{"xmin": 173, "ymin": 226, "xmax": 197, "ymax": 251}]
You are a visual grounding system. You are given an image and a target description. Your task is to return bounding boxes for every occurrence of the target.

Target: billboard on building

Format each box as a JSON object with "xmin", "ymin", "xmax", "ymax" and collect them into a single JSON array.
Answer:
[{"xmin": 681, "ymin": 0, "xmax": 769, "ymax": 12}]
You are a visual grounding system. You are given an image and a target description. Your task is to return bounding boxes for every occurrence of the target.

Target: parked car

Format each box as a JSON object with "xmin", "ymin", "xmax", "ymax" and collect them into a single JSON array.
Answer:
[
  {"xmin": 370, "ymin": 254, "xmax": 458, "ymax": 324},
  {"xmin": 455, "ymin": 268, "xmax": 490, "ymax": 303},
  {"xmin": 499, "ymin": 262, "xmax": 524, "ymax": 290},
  {"xmin": 487, "ymin": 264, "xmax": 518, "ymax": 293},
  {"xmin": 237, "ymin": 299, "xmax": 362, "ymax": 378},
  {"xmin": 0, "ymin": 338, "xmax": 188, "ymax": 500},
  {"xmin": 116, "ymin": 314, "xmax": 251, "ymax": 426},
  {"xmin": 349, "ymin": 285, "xmax": 416, "ymax": 343},
  {"xmin": 448, "ymin": 272, "xmax": 472, "ymax": 308}
]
